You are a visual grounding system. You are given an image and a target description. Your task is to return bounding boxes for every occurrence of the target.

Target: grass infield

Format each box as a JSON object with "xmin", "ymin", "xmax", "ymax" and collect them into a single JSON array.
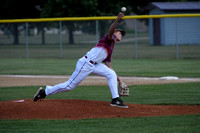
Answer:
[{"xmin": 0, "ymin": 83, "xmax": 200, "ymax": 104}]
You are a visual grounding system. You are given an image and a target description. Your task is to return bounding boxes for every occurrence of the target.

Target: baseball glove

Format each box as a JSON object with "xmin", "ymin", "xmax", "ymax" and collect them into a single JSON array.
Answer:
[{"xmin": 118, "ymin": 82, "xmax": 129, "ymax": 96}]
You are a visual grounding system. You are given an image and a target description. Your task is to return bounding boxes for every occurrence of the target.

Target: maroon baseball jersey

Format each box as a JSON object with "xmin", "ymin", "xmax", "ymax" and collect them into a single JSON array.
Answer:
[{"xmin": 96, "ymin": 34, "xmax": 116, "ymax": 62}]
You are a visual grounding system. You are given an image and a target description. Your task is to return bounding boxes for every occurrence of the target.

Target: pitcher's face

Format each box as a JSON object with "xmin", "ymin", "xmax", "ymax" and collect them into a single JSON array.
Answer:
[{"xmin": 114, "ymin": 31, "xmax": 122, "ymax": 42}]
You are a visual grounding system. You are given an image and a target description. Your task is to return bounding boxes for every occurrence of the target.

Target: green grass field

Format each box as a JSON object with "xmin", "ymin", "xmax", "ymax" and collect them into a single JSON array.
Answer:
[
  {"xmin": 1, "ymin": 83, "xmax": 200, "ymax": 104},
  {"xmin": 0, "ymin": 83, "xmax": 200, "ymax": 132},
  {"xmin": 0, "ymin": 58, "xmax": 200, "ymax": 77},
  {"xmin": 0, "ymin": 115, "xmax": 199, "ymax": 133},
  {"xmin": 0, "ymin": 57, "xmax": 200, "ymax": 132}
]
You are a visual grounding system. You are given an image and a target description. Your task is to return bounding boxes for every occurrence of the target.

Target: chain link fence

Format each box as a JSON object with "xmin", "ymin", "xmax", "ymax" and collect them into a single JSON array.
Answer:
[{"xmin": 0, "ymin": 15, "xmax": 200, "ymax": 59}]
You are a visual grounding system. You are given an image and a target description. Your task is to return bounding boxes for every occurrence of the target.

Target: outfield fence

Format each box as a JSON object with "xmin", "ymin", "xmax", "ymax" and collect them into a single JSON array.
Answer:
[{"xmin": 0, "ymin": 14, "xmax": 200, "ymax": 59}]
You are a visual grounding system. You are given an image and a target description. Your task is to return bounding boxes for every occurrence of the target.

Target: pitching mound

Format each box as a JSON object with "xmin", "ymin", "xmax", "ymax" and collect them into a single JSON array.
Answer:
[{"xmin": 0, "ymin": 99, "xmax": 200, "ymax": 120}]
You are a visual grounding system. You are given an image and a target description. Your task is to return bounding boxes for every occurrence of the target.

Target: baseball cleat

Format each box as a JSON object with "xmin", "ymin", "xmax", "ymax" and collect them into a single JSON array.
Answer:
[
  {"xmin": 110, "ymin": 97, "xmax": 128, "ymax": 108},
  {"xmin": 33, "ymin": 87, "xmax": 46, "ymax": 102}
]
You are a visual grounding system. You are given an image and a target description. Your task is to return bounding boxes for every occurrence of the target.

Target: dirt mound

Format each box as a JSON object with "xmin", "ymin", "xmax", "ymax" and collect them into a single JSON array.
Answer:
[{"xmin": 0, "ymin": 99, "xmax": 200, "ymax": 120}]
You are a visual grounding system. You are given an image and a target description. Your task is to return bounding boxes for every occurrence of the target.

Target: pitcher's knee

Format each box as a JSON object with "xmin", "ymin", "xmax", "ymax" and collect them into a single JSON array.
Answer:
[{"xmin": 106, "ymin": 69, "xmax": 117, "ymax": 80}]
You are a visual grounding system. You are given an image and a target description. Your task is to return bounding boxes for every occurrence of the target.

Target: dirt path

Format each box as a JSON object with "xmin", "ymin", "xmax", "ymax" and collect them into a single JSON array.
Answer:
[
  {"xmin": 1, "ymin": 99, "xmax": 200, "ymax": 120},
  {"xmin": 0, "ymin": 75, "xmax": 200, "ymax": 87}
]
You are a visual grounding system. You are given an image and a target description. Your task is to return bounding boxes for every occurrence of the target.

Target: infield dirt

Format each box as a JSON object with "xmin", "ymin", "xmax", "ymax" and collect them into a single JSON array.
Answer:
[
  {"xmin": 1, "ymin": 99, "xmax": 200, "ymax": 120},
  {"xmin": 0, "ymin": 75, "xmax": 200, "ymax": 87}
]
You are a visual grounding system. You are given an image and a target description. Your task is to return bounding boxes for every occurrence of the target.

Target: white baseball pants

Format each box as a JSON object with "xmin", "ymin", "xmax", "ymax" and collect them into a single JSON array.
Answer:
[{"xmin": 45, "ymin": 56, "xmax": 119, "ymax": 99}]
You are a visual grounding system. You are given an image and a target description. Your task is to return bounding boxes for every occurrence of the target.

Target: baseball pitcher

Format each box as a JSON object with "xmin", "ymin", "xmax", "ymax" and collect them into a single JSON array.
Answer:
[{"xmin": 34, "ymin": 12, "xmax": 129, "ymax": 108}]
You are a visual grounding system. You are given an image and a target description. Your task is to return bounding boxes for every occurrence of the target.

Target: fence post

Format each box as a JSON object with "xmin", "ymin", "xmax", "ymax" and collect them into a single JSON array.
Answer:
[
  {"xmin": 59, "ymin": 21, "xmax": 63, "ymax": 58},
  {"xmin": 96, "ymin": 20, "xmax": 99, "ymax": 42},
  {"xmin": 175, "ymin": 17, "xmax": 179, "ymax": 59},
  {"xmin": 25, "ymin": 22, "xmax": 29, "ymax": 58},
  {"xmin": 134, "ymin": 19, "xmax": 138, "ymax": 59}
]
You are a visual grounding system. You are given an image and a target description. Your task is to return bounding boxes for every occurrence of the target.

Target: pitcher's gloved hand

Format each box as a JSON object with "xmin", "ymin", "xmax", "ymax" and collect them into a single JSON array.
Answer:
[{"xmin": 118, "ymin": 82, "xmax": 129, "ymax": 96}]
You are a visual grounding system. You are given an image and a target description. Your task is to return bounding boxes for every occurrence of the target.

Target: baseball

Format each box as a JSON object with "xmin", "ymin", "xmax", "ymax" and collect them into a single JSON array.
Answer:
[{"xmin": 121, "ymin": 7, "xmax": 127, "ymax": 12}]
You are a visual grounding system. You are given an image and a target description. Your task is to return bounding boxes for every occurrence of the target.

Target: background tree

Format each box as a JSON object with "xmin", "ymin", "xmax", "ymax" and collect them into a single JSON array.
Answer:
[
  {"xmin": 0, "ymin": 0, "xmax": 41, "ymax": 44},
  {"xmin": 41, "ymin": 0, "xmax": 98, "ymax": 44}
]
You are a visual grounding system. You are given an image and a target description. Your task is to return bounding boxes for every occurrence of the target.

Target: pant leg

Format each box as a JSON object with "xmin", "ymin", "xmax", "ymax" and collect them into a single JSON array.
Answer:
[
  {"xmin": 45, "ymin": 58, "xmax": 93, "ymax": 96},
  {"xmin": 92, "ymin": 63, "xmax": 119, "ymax": 99}
]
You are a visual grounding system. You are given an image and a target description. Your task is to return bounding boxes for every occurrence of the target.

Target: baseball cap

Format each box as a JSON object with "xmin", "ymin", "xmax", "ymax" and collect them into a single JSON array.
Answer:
[{"xmin": 115, "ymin": 29, "xmax": 126, "ymax": 37}]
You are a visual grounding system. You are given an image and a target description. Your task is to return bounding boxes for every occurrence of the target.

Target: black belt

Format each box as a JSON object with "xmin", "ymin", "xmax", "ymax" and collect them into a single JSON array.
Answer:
[{"xmin": 85, "ymin": 56, "xmax": 97, "ymax": 64}]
